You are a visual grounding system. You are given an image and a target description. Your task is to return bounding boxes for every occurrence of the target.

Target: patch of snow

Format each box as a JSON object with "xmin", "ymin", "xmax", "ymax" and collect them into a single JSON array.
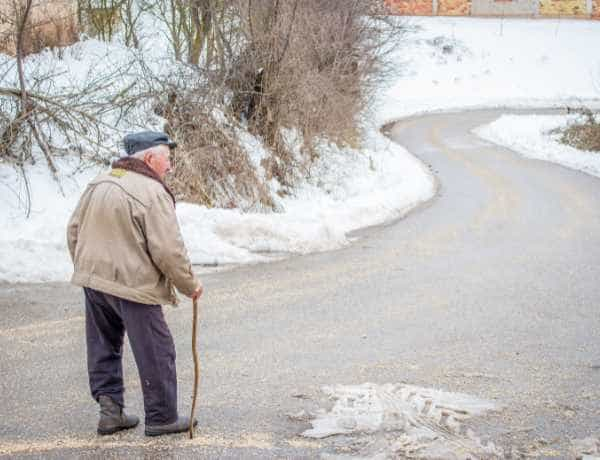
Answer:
[
  {"xmin": 236, "ymin": 127, "xmax": 271, "ymax": 183},
  {"xmin": 0, "ymin": 159, "xmax": 102, "ymax": 283},
  {"xmin": 474, "ymin": 114, "xmax": 600, "ymax": 178}
]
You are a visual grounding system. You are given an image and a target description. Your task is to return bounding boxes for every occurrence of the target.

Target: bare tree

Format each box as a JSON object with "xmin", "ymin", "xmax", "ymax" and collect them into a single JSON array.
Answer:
[
  {"xmin": 6, "ymin": 0, "xmax": 61, "ymax": 186},
  {"xmin": 0, "ymin": 2, "xmax": 159, "ymax": 215},
  {"xmin": 120, "ymin": 0, "xmax": 147, "ymax": 48},
  {"xmin": 143, "ymin": 0, "xmax": 234, "ymax": 69}
]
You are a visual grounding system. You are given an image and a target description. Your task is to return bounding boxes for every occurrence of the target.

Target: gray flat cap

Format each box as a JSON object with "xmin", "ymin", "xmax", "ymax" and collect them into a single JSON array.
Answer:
[{"xmin": 123, "ymin": 131, "xmax": 177, "ymax": 156}]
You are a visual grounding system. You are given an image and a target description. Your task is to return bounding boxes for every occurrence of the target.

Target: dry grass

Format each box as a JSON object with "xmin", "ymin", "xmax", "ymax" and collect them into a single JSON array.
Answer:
[
  {"xmin": 0, "ymin": 1, "xmax": 79, "ymax": 56},
  {"xmin": 159, "ymin": 94, "xmax": 274, "ymax": 210},
  {"xmin": 559, "ymin": 109, "xmax": 600, "ymax": 152}
]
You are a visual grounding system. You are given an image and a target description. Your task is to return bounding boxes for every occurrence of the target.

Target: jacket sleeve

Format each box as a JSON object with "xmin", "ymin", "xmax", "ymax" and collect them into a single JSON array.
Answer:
[
  {"xmin": 144, "ymin": 191, "xmax": 199, "ymax": 297},
  {"xmin": 67, "ymin": 194, "xmax": 85, "ymax": 262}
]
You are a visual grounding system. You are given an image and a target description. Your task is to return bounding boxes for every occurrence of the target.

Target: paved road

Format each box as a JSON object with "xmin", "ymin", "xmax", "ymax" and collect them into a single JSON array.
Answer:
[{"xmin": 2, "ymin": 109, "xmax": 600, "ymax": 459}]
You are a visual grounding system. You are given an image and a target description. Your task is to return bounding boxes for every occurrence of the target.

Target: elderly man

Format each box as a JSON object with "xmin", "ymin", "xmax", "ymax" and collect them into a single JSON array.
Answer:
[{"xmin": 67, "ymin": 131, "xmax": 203, "ymax": 437}]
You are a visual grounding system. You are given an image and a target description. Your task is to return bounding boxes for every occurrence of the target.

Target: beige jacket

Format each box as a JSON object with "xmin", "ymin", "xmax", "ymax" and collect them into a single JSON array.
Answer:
[{"xmin": 67, "ymin": 166, "xmax": 199, "ymax": 305}]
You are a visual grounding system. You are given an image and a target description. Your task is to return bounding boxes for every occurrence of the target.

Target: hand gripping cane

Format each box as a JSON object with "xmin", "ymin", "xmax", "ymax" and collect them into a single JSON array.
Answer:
[{"xmin": 189, "ymin": 297, "xmax": 200, "ymax": 439}]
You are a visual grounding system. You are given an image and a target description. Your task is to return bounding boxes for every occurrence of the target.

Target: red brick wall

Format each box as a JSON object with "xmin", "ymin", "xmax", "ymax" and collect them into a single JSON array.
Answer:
[
  {"xmin": 385, "ymin": 0, "xmax": 434, "ymax": 15},
  {"xmin": 438, "ymin": 0, "xmax": 471, "ymax": 15}
]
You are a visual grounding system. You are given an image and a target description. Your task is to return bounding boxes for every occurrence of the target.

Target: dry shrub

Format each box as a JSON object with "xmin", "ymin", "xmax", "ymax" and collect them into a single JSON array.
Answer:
[
  {"xmin": 0, "ymin": 1, "xmax": 79, "ymax": 56},
  {"xmin": 227, "ymin": 0, "xmax": 404, "ymax": 185},
  {"xmin": 157, "ymin": 90, "xmax": 274, "ymax": 210},
  {"xmin": 559, "ymin": 108, "xmax": 600, "ymax": 152}
]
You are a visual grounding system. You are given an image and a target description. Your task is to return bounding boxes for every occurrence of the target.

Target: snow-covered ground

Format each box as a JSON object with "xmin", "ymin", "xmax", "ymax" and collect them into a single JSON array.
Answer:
[
  {"xmin": 378, "ymin": 17, "xmax": 600, "ymax": 125},
  {"xmin": 1, "ymin": 17, "xmax": 600, "ymax": 283},
  {"xmin": 474, "ymin": 114, "xmax": 600, "ymax": 177}
]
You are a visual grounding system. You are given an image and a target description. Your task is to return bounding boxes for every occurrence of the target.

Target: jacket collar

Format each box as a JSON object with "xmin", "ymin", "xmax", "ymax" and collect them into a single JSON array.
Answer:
[{"xmin": 111, "ymin": 157, "xmax": 176, "ymax": 206}]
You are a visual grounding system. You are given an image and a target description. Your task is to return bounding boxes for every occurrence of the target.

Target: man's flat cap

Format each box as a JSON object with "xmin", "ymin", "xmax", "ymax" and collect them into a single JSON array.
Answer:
[{"xmin": 123, "ymin": 131, "xmax": 177, "ymax": 156}]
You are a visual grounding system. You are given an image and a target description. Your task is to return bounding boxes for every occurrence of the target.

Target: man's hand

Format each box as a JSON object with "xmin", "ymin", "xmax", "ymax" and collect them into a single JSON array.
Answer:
[{"xmin": 191, "ymin": 284, "xmax": 203, "ymax": 300}]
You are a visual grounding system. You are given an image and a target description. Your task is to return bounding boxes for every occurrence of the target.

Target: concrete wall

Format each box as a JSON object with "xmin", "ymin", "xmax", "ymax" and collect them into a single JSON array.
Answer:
[{"xmin": 471, "ymin": 0, "xmax": 537, "ymax": 16}]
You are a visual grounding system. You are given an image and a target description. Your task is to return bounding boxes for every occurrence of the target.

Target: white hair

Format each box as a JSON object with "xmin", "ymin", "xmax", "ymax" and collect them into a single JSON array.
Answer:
[{"xmin": 131, "ymin": 145, "xmax": 169, "ymax": 160}]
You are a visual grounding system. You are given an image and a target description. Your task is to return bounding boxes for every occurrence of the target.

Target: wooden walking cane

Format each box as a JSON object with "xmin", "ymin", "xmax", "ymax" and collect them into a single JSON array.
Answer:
[{"xmin": 189, "ymin": 297, "xmax": 200, "ymax": 439}]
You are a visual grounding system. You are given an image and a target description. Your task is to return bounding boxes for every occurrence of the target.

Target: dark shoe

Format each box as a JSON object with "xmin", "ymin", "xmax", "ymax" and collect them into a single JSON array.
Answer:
[
  {"xmin": 97, "ymin": 395, "xmax": 140, "ymax": 435},
  {"xmin": 144, "ymin": 416, "xmax": 198, "ymax": 437}
]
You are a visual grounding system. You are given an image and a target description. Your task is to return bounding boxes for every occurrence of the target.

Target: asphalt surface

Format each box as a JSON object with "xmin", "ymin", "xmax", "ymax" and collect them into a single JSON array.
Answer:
[{"xmin": 1, "ymin": 109, "xmax": 600, "ymax": 459}]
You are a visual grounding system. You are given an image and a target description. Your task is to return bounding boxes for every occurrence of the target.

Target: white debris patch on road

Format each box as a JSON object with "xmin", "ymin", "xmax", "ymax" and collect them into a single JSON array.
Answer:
[
  {"xmin": 474, "ymin": 114, "xmax": 600, "ymax": 178},
  {"xmin": 301, "ymin": 383, "xmax": 501, "ymax": 459},
  {"xmin": 571, "ymin": 437, "xmax": 600, "ymax": 459}
]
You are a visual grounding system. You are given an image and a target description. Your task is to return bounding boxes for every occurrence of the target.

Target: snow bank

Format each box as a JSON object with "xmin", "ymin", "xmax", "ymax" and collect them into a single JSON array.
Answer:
[
  {"xmin": 474, "ymin": 114, "xmax": 600, "ymax": 178},
  {"xmin": 178, "ymin": 130, "xmax": 434, "ymax": 267},
  {"xmin": 0, "ymin": 159, "xmax": 101, "ymax": 283}
]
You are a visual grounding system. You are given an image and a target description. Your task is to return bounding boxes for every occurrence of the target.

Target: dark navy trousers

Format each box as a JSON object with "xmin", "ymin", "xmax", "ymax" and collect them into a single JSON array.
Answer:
[{"xmin": 84, "ymin": 287, "xmax": 178, "ymax": 425}]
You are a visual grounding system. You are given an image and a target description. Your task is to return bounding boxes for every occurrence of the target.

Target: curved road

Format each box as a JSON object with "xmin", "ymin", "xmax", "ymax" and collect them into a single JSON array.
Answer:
[{"xmin": 1, "ymin": 109, "xmax": 599, "ymax": 458}]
